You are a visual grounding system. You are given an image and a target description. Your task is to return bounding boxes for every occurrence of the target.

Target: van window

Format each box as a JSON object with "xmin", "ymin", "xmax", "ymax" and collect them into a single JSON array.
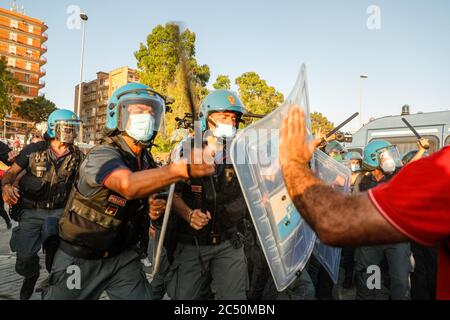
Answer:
[
  {"xmin": 369, "ymin": 135, "xmax": 440, "ymax": 155},
  {"xmin": 445, "ymin": 135, "xmax": 450, "ymax": 146}
]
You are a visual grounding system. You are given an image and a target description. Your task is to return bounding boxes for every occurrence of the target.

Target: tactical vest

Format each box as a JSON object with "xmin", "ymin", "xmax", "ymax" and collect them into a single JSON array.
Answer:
[
  {"xmin": 357, "ymin": 170, "xmax": 397, "ymax": 192},
  {"xmin": 58, "ymin": 136, "xmax": 155, "ymax": 254},
  {"xmin": 19, "ymin": 143, "xmax": 82, "ymax": 210},
  {"xmin": 178, "ymin": 163, "xmax": 248, "ymax": 240}
]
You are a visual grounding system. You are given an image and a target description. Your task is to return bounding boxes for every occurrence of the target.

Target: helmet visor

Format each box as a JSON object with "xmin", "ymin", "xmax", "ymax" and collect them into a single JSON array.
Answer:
[
  {"xmin": 119, "ymin": 98, "xmax": 164, "ymax": 143},
  {"xmin": 119, "ymin": 98, "xmax": 164, "ymax": 133},
  {"xmin": 54, "ymin": 120, "xmax": 81, "ymax": 144},
  {"xmin": 378, "ymin": 146, "xmax": 403, "ymax": 168}
]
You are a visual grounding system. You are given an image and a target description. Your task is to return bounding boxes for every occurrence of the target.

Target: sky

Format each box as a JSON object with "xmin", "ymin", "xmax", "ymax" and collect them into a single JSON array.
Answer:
[{"xmin": 2, "ymin": 0, "xmax": 450, "ymax": 130}]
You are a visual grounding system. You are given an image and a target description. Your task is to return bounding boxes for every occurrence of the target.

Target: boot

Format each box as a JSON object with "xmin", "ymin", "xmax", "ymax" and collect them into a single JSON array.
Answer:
[{"xmin": 20, "ymin": 273, "xmax": 39, "ymax": 300}]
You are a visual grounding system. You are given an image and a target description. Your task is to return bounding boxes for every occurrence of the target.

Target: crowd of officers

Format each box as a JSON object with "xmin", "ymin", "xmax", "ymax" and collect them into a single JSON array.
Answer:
[{"xmin": 0, "ymin": 82, "xmax": 437, "ymax": 300}]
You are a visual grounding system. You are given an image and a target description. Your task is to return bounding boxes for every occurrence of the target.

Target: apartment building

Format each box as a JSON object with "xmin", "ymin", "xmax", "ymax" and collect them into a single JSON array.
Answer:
[
  {"xmin": 0, "ymin": 6, "xmax": 47, "ymax": 104},
  {"xmin": 75, "ymin": 66, "xmax": 139, "ymax": 144},
  {"xmin": 0, "ymin": 6, "xmax": 47, "ymax": 138}
]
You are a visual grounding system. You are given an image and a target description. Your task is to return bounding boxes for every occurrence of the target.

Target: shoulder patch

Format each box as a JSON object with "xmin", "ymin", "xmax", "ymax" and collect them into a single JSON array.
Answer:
[{"xmin": 108, "ymin": 194, "xmax": 127, "ymax": 207}]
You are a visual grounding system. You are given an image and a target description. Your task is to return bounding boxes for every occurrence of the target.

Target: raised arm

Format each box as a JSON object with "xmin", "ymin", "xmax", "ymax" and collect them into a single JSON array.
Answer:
[
  {"xmin": 104, "ymin": 154, "xmax": 214, "ymax": 200},
  {"xmin": 279, "ymin": 106, "xmax": 408, "ymax": 247}
]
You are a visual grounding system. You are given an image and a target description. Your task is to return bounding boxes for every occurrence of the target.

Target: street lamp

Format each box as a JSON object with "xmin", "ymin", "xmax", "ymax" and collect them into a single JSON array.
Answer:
[
  {"xmin": 77, "ymin": 11, "xmax": 88, "ymax": 142},
  {"xmin": 359, "ymin": 74, "xmax": 368, "ymax": 128}
]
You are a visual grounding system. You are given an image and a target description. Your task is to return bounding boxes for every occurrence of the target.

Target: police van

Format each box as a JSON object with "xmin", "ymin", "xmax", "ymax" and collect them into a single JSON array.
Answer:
[{"xmin": 346, "ymin": 106, "xmax": 450, "ymax": 157}]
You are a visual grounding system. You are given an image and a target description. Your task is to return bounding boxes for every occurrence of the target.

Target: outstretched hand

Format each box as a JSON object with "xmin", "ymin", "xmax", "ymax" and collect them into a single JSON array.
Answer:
[{"xmin": 279, "ymin": 105, "xmax": 321, "ymax": 169}]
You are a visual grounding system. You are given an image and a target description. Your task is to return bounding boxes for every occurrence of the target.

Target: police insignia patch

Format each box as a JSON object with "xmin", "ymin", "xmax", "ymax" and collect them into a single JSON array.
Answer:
[
  {"xmin": 108, "ymin": 195, "xmax": 127, "ymax": 207},
  {"xmin": 105, "ymin": 205, "xmax": 119, "ymax": 216},
  {"xmin": 227, "ymin": 95, "xmax": 235, "ymax": 105}
]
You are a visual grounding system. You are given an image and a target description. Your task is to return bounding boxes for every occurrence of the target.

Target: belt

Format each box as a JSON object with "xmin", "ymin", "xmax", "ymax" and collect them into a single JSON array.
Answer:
[
  {"xmin": 22, "ymin": 198, "xmax": 62, "ymax": 210},
  {"xmin": 177, "ymin": 232, "xmax": 230, "ymax": 246},
  {"xmin": 59, "ymin": 239, "xmax": 117, "ymax": 260}
]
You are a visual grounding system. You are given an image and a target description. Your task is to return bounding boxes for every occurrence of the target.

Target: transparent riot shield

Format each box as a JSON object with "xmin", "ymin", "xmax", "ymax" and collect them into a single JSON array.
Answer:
[
  {"xmin": 231, "ymin": 64, "xmax": 351, "ymax": 291},
  {"xmin": 231, "ymin": 64, "xmax": 316, "ymax": 291},
  {"xmin": 311, "ymin": 149, "xmax": 352, "ymax": 284}
]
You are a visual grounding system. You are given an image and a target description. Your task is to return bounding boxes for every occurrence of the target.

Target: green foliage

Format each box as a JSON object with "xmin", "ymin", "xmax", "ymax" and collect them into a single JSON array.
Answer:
[
  {"xmin": 212, "ymin": 75, "xmax": 231, "ymax": 90},
  {"xmin": 310, "ymin": 112, "xmax": 334, "ymax": 134},
  {"xmin": 0, "ymin": 57, "xmax": 23, "ymax": 119},
  {"xmin": 235, "ymin": 72, "xmax": 284, "ymax": 116},
  {"xmin": 15, "ymin": 95, "xmax": 57, "ymax": 123},
  {"xmin": 135, "ymin": 24, "xmax": 211, "ymax": 153}
]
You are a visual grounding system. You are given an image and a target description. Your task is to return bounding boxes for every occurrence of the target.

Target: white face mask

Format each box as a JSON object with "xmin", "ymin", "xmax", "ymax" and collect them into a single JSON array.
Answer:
[
  {"xmin": 213, "ymin": 123, "xmax": 236, "ymax": 138},
  {"xmin": 380, "ymin": 158, "xmax": 396, "ymax": 174},
  {"xmin": 126, "ymin": 114, "xmax": 155, "ymax": 142},
  {"xmin": 351, "ymin": 164, "xmax": 361, "ymax": 172}
]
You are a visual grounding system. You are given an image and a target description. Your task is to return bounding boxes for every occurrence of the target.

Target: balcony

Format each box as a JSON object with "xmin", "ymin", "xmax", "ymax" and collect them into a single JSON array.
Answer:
[
  {"xmin": 41, "ymin": 44, "xmax": 47, "ymax": 52},
  {"xmin": 41, "ymin": 33, "xmax": 48, "ymax": 41},
  {"xmin": 40, "ymin": 68, "xmax": 46, "ymax": 76},
  {"xmin": 2, "ymin": 50, "xmax": 42, "ymax": 64},
  {"xmin": 39, "ymin": 56, "xmax": 47, "ymax": 65},
  {"xmin": 39, "ymin": 80, "xmax": 45, "ymax": 88}
]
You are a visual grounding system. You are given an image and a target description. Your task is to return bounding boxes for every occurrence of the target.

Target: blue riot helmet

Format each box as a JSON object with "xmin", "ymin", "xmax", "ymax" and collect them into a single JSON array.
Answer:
[
  {"xmin": 344, "ymin": 151, "xmax": 363, "ymax": 161},
  {"xmin": 343, "ymin": 151, "xmax": 363, "ymax": 172},
  {"xmin": 199, "ymin": 90, "xmax": 244, "ymax": 137},
  {"xmin": 363, "ymin": 140, "xmax": 403, "ymax": 173},
  {"xmin": 106, "ymin": 83, "xmax": 165, "ymax": 147},
  {"xmin": 325, "ymin": 140, "xmax": 347, "ymax": 161},
  {"xmin": 47, "ymin": 109, "xmax": 81, "ymax": 144}
]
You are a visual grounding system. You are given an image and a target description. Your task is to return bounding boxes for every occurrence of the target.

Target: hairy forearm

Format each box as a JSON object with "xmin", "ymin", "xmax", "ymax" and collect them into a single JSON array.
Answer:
[
  {"xmin": 282, "ymin": 162, "xmax": 341, "ymax": 241},
  {"xmin": 282, "ymin": 162, "xmax": 406, "ymax": 247}
]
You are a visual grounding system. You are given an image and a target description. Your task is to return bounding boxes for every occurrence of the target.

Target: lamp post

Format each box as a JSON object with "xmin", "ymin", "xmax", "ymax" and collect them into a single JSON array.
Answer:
[
  {"xmin": 77, "ymin": 12, "xmax": 88, "ymax": 142},
  {"xmin": 359, "ymin": 74, "xmax": 368, "ymax": 128}
]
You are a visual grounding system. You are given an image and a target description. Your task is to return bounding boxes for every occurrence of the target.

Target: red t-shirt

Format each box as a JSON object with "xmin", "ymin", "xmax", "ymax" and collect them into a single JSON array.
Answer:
[{"xmin": 368, "ymin": 146, "xmax": 450, "ymax": 300}]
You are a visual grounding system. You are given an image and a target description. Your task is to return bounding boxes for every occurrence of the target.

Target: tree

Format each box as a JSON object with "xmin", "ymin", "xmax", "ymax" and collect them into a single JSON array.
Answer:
[
  {"xmin": 135, "ymin": 23, "xmax": 210, "ymax": 95},
  {"xmin": 135, "ymin": 24, "xmax": 211, "ymax": 153},
  {"xmin": 310, "ymin": 112, "xmax": 334, "ymax": 135},
  {"xmin": 15, "ymin": 95, "xmax": 57, "ymax": 123},
  {"xmin": 0, "ymin": 57, "xmax": 23, "ymax": 118},
  {"xmin": 235, "ymin": 72, "xmax": 284, "ymax": 116},
  {"xmin": 212, "ymin": 75, "xmax": 231, "ymax": 90}
]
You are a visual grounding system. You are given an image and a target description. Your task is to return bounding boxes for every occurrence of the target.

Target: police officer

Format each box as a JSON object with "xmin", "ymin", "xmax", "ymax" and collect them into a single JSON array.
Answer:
[
  {"xmin": 43, "ymin": 83, "xmax": 214, "ymax": 300},
  {"xmin": 305, "ymin": 140, "xmax": 348, "ymax": 299},
  {"xmin": 2, "ymin": 109, "xmax": 83, "ymax": 300},
  {"xmin": 340, "ymin": 151, "xmax": 365, "ymax": 289},
  {"xmin": 343, "ymin": 151, "xmax": 365, "ymax": 189},
  {"xmin": 166, "ymin": 90, "xmax": 249, "ymax": 300},
  {"xmin": 324, "ymin": 140, "xmax": 347, "ymax": 162},
  {"xmin": 354, "ymin": 140, "xmax": 412, "ymax": 300}
]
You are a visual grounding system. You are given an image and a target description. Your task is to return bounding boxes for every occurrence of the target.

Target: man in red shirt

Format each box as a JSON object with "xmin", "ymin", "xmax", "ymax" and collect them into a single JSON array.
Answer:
[{"xmin": 279, "ymin": 106, "xmax": 450, "ymax": 300}]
